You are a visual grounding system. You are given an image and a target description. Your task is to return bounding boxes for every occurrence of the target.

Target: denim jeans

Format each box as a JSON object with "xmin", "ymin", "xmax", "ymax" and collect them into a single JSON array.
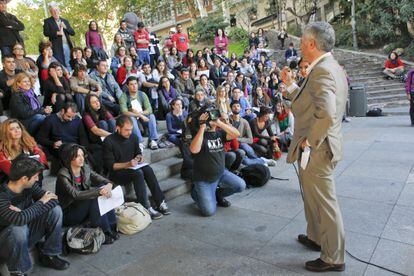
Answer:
[
  {"xmin": 167, "ymin": 134, "xmax": 181, "ymax": 146},
  {"xmin": 63, "ymin": 198, "xmax": 117, "ymax": 233},
  {"xmin": 0, "ymin": 206, "xmax": 63, "ymax": 274},
  {"xmin": 98, "ymin": 119, "xmax": 116, "ymax": 133},
  {"xmin": 137, "ymin": 49, "xmax": 150, "ymax": 65},
  {"xmin": 191, "ymin": 170, "xmax": 246, "ymax": 216},
  {"xmin": 74, "ymin": 93, "xmax": 86, "ymax": 114},
  {"xmin": 239, "ymin": 143, "xmax": 265, "ymax": 166},
  {"xmin": 23, "ymin": 114, "xmax": 46, "ymax": 136},
  {"xmin": 0, "ymin": 46, "xmax": 12, "ymax": 57},
  {"xmin": 63, "ymin": 43, "xmax": 71, "ymax": 71},
  {"xmin": 131, "ymin": 114, "xmax": 158, "ymax": 142}
]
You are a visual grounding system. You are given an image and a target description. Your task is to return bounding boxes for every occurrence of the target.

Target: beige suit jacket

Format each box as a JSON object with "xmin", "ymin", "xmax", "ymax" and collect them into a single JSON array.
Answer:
[{"xmin": 287, "ymin": 54, "xmax": 348, "ymax": 164}]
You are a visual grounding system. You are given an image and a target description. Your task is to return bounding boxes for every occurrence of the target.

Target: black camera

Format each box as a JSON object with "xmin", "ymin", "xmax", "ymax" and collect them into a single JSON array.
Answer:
[{"xmin": 183, "ymin": 103, "xmax": 221, "ymax": 139}]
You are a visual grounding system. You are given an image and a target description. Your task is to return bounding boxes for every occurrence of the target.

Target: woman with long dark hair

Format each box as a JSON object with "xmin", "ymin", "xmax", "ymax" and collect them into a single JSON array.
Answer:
[
  {"xmin": 182, "ymin": 48, "xmax": 194, "ymax": 68},
  {"xmin": 249, "ymin": 106, "xmax": 281, "ymax": 160},
  {"xmin": 43, "ymin": 61, "xmax": 72, "ymax": 111},
  {"xmin": 165, "ymin": 98, "xmax": 188, "ymax": 146},
  {"xmin": 85, "ymin": 20, "xmax": 108, "ymax": 60},
  {"xmin": 116, "ymin": 55, "xmax": 138, "ymax": 87},
  {"xmin": 214, "ymin": 28, "xmax": 229, "ymax": 57},
  {"xmin": 274, "ymin": 100, "xmax": 294, "ymax": 152},
  {"xmin": 56, "ymin": 143, "xmax": 118, "ymax": 245},
  {"xmin": 69, "ymin": 47, "xmax": 87, "ymax": 70},
  {"xmin": 157, "ymin": 76, "xmax": 178, "ymax": 119}
]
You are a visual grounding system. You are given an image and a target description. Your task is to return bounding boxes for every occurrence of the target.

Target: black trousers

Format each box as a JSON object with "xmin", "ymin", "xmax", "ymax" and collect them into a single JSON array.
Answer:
[
  {"xmin": 110, "ymin": 165, "xmax": 165, "ymax": 208},
  {"xmin": 410, "ymin": 93, "xmax": 414, "ymax": 125}
]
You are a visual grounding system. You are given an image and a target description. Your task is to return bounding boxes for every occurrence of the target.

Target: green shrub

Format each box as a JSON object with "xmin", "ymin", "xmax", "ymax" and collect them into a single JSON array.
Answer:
[
  {"xmin": 227, "ymin": 27, "xmax": 249, "ymax": 49},
  {"xmin": 191, "ymin": 15, "xmax": 229, "ymax": 43},
  {"xmin": 405, "ymin": 41, "xmax": 414, "ymax": 61},
  {"xmin": 228, "ymin": 42, "xmax": 246, "ymax": 57}
]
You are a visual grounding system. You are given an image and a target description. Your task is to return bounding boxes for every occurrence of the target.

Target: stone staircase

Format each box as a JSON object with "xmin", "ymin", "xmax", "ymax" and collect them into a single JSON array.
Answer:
[
  {"xmin": 42, "ymin": 120, "xmax": 190, "ymax": 202},
  {"xmin": 266, "ymin": 30, "xmax": 411, "ymax": 112}
]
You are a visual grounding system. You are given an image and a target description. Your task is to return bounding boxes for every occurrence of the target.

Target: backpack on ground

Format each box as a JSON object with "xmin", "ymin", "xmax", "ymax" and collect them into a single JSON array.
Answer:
[
  {"xmin": 65, "ymin": 226, "xmax": 105, "ymax": 254},
  {"xmin": 366, "ymin": 107, "xmax": 383, "ymax": 117},
  {"xmin": 240, "ymin": 164, "xmax": 271, "ymax": 187},
  {"xmin": 115, "ymin": 202, "xmax": 151, "ymax": 235}
]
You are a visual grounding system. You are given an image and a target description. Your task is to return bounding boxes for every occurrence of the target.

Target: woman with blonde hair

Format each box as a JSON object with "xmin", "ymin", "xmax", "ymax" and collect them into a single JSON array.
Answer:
[
  {"xmin": 215, "ymin": 86, "xmax": 231, "ymax": 116},
  {"xmin": 9, "ymin": 72, "xmax": 52, "ymax": 135},
  {"xmin": 0, "ymin": 118, "xmax": 48, "ymax": 185}
]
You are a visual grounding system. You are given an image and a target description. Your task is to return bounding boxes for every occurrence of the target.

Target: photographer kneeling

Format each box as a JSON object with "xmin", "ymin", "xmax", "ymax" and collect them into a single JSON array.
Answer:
[{"xmin": 190, "ymin": 112, "xmax": 246, "ymax": 217}]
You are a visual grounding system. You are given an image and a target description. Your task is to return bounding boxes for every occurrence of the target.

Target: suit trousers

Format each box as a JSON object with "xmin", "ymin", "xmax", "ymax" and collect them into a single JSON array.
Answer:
[{"xmin": 299, "ymin": 146, "xmax": 345, "ymax": 264}]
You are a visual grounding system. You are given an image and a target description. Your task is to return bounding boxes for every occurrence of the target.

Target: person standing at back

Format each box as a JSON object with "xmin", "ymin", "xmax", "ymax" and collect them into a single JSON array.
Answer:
[
  {"xmin": 280, "ymin": 21, "xmax": 348, "ymax": 272},
  {"xmin": 43, "ymin": 2, "xmax": 75, "ymax": 71},
  {"xmin": 0, "ymin": 0, "xmax": 24, "ymax": 57},
  {"xmin": 133, "ymin": 22, "xmax": 150, "ymax": 65},
  {"xmin": 171, "ymin": 24, "xmax": 190, "ymax": 59}
]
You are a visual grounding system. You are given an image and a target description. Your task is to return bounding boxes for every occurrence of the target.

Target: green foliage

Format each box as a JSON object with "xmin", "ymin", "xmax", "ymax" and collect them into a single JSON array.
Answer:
[
  {"xmin": 228, "ymin": 41, "xmax": 246, "ymax": 57},
  {"xmin": 287, "ymin": 25, "xmax": 301, "ymax": 37},
  {"xmin": 405, "ymin": 41, "xmax": 414, "ymax": 61},
  {"xmin": 227, "ymin": 27, "xmax": 248, "ymax": 44},
  {"xmin": 191, "ymin": 15, "xmax": 229, "ymax": 43},
  {"xmin": 333, "ymin": 24, "xmax": 352, "ymax": 47}
]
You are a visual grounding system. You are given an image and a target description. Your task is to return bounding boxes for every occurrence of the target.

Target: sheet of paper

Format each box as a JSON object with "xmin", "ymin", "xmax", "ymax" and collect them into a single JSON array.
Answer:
[
  {"xmin": 300, "ymin": 146, "xmax": 311, "ymax": 170},
  {"xmin": 98, "ymin": 186, "xmax": 124, "ymax": 216},
  {"xmin": 128, "ymin": 162, "xmax": 149, "ymax": 170}
]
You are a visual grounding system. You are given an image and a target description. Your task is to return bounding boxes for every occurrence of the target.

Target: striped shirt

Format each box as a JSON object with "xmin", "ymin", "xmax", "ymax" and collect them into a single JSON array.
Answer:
[{"xmin": 0, "ymin": 183, "xmax": 57, "ymax": 231}]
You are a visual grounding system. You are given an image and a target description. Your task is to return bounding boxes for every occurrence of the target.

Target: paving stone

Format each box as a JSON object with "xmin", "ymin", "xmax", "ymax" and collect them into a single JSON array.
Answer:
[
  {"xmin": 364, "ymin": 265, "xmax": 397, "ymax": 276},
  {"xmin": 340, "ymin": 197, "xmax": 393, "ymax": 237},
  {"xmin": 336, "ymin": 175, "xmax": 405, "ymax": 204},
  {"xmin": 370, "ymin": 239, "xmax": 414, "ymax": 276},
  {"xmin": 382, "ymin": 205, "xmax": 414, "ymax": 246},
  {"xmin": 397, "ymin": 183, "xmax": 414, "ymax": 207}
]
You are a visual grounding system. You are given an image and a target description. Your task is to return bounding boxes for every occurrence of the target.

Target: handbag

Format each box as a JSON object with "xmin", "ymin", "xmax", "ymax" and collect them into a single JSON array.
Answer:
[
  {"xmin": 65, "ymin": 226, "xmax": 105, "ymax": 254},
  {"xmin": 115, "ymin": 202, "xmax": 151, "ymax": 235}
]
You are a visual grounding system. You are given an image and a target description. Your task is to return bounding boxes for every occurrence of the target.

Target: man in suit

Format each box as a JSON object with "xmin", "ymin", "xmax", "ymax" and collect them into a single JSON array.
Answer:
[
  {"xmin": 43, "ymin": 2, "xmax": 75, "ymax": 71},
  {"xmin": 281, "ymin": 21, "xmax": 348, "ymax": 272},
  {"xmin": 0, "ymin": 0, "xmax": 24, "ymax": 56}
]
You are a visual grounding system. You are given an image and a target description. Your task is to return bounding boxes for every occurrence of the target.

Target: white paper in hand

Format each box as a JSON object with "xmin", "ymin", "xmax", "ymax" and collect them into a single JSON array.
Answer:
[
  {"xmin": 128, "ymin": 162, "xmax": 149, "ymax": 170},
  {"xmin": 98, "ymin": 186, "xmax": 124, "ymax": 216},
  {"xmin": 301, "ymin": 146, "xmax": 311, "ymax": 170}
]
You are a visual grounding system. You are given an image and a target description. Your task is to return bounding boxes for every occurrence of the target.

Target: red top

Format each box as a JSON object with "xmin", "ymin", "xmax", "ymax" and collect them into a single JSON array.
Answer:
[
  {"xmin": 85, "ymin": 31, "xmax": 104, "ymax": 48},
  {"xmin": 133, "ymin": 29, "xmax": 150, "ymax": 49},
  {"xmin": 83, "ymin": 111, "xmax": 114, "ymax": 130},
  {"xmin": 0, "ymin": 146, "xmax": 48, "ymax": 176},
  {"xmin": 116, "ymin": 66, "xmax": 138, "ymax": 86},
  {"xmin": 385, "ymin": 58, "xmax": 404, "ymax": 69},
  {"xmin": 171, "ymin": 33, "xmax": 190, "ymax": 52}
]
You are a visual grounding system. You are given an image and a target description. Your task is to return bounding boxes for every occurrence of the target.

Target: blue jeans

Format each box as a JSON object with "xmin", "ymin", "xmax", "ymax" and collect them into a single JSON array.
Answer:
[
  {"xmin": 239, "ymin": 143, "xmax": 265, "ymax": 166},
  {"xmin": 63, "ymin": 43, "xmax": 71, "ymax": 71},
  {"xmin": 23, "ymin": 114, "xmax": 46, "ymax": 135},
  {"xmin": 98, "ymin": 119, "xmax": 116, "ymax": 133},
  {"xmin": 131, "ymin": 114, "xmax": 158, "ymax": 142},
  {"xmin": 167, "ymin": 134, "xmax": 181, "ymax": 146},
  {"xmin": 191, "ymin": 170, "xmax": 246, "ymax": 216},
  {"xmin": 137, "ymin": 49, "xmax": 150, "ymax": 65},
  {"xmin": 74, "ymin": 93, "xmax": 86, "ymax": 114},
  {"xmin": 0, "ymin": 206, "xmax": 63, "ymax": 274},
  {"xmin": 0, "ymin": 46, "xmax": 12, "ymax": 57},
  {"xmin": 63, "ymin": 198, "xmax": 116, "ymax": 233},
  {"xmin": 101, "ymin": 97, "xmax": 120, "ymax": 116}
]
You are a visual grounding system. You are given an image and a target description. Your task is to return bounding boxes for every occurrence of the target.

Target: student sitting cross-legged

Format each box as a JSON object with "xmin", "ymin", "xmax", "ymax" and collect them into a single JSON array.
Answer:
[{"xmin": 0, "ymin": 156, "xmax": 70, "ymax": 275}]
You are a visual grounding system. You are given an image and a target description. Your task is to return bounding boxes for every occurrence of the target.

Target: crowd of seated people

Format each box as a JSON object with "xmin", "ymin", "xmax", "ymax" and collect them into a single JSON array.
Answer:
[{"xmin": 0, "ymin": 1, "xmax": 306, "ymax": 273}]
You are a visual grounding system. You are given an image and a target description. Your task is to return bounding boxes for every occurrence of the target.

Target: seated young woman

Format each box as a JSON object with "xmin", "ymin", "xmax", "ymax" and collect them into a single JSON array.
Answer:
[
  {"xmin": 165, "ymin": 98, "xmax": 188, "ymax": 147},
  {"xmin": 0, "ymin": 118, "xmax": 48, "ymax": 186},
  {"xmin": 55, "ymin": 143, "xmax": 119, "ymax": 244}
]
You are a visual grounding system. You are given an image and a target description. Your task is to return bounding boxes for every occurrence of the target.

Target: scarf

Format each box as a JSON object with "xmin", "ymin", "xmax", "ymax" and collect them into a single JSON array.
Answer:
[
  {"xmin": 21, "ymin": 88, "xmax": 41, "ymax": 110},
  {"xmin": 277, "ymin": 111, "xmax": 289, "ymax": 131}
]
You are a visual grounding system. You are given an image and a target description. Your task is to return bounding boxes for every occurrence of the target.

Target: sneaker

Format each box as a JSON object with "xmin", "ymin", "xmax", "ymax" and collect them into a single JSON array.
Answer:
[
  {"xmin": 147, "ymin": 207, "xmax": 163, "ymax": 220},
  {"xmin": 342, "ymin": 117, "xmax": 351, "ymax": 123},
  {"xmin": 261, "ymin": 157, "xmax": 276, "ymax": 166},
  {"xmin": 157, "ymin": 200, "xmax": 171, "ymax": 215},
  {"xmin": 139, "ymin": 143, "xmax": 145, "ymax": 152},
  {"xmin": 149, "ymin": 140, "xmax": 158, "ymax": 150}
]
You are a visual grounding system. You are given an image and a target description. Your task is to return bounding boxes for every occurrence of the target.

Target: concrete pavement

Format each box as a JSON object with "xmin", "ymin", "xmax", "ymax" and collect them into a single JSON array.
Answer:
[{"xmin": 31, "ymin": 115, "xmax": 414, "ymax": 276}]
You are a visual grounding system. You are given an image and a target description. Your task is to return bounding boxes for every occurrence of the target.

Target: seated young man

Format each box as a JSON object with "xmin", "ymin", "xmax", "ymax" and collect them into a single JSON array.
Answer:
[
  {"xmin": 103, "ymin": 115, "xmax": 170, "ymax": 220},
  {"xmin": 190, "ymin": 112, "xmax": 246, "ymax": 216},
  {"xmin": 0, "ymin": 156, "xmax": 69, "ymax": 275},
  {"xmin": 230, "ymin": 87, "xmax": 255, "ymax": 121},
  {"xmin": 118, "ymin": 76, "xmax": 159, "ymax": 150}
]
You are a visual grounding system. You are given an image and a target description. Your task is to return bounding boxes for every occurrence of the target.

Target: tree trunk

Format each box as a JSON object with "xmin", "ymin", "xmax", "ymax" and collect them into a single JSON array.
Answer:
[
  {"xmin": 185, "ymin": 0, "xmax": 198, "ymax": 24},
  {"xmin": 196, "ymin": 0, "xmax": 208, "ymax": 18},
  {"xmin": 407, "ymin": 21, "xmax": 414, "ymax": 38}
]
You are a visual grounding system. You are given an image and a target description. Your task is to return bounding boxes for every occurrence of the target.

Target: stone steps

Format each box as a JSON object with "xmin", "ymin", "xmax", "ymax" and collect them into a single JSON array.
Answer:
[
  {"xmin": 366, "ymin": 87, "xmax": 405, "ymax": 97},
  {"xmin": 367, "ymin": 94, "xmax": 407, "ymax": 104}
]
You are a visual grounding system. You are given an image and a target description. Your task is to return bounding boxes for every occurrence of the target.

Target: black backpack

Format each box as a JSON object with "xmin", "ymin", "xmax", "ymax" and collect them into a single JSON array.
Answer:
[
  {"xmin": 240, "ymin": 164, "xmax": 271, "ymax": 187},
  {"xmin": 366, "ymin": 107, "xmax": 383, "ymax": 117}
]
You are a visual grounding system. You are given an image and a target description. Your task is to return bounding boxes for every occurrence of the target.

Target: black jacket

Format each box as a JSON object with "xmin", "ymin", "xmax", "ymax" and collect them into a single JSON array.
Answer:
[
  {"xmin": 55, "ymin": 164, "xmax": 109, "ymax": 210},
  {"xmin": 9, "ymin": 91, "xmax": 45, "ymax": 120},
  {"xmin": 0, "ymin": 12, "xmax": 24, "ymax": 47},
  {"xmin": 43, "ymin": 16, "xmax": 75, "ymax": 67}
]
